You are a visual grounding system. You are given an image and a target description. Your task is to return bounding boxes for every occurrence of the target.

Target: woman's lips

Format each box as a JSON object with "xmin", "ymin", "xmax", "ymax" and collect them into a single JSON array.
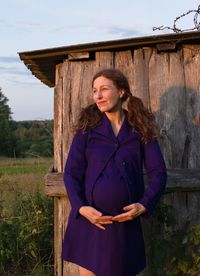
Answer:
[{"xmin": 97, "ymin": 101, "xmax": 106, "ymax": 105}]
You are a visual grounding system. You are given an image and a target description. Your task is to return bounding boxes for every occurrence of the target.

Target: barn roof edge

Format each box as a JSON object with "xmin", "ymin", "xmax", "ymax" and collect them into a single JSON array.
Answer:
[{"xmin": 18, "ymin": 31, "xmax": 200, "ymax": 88}]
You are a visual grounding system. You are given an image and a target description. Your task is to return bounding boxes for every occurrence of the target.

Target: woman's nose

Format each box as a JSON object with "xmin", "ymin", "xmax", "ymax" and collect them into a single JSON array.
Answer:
[{"xmin": 96, "ymin": 91, "xmax": 103, "ymax": 99}]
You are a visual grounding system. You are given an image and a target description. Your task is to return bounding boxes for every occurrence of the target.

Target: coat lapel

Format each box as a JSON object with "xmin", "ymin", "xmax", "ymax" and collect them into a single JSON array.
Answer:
[
  {"xmin": 92, "ymin": 112, "xmax": 116, "ymax": 142},
  {"xmin": 92, "ymin": 109, "xmax": 139, "ymax": 144}
]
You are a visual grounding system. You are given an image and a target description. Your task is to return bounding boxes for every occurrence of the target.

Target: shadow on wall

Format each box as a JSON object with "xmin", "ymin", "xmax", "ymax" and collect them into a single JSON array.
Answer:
[{"xmin": 155, "ymin": 86, "xmax": 200, "ymax": 169}]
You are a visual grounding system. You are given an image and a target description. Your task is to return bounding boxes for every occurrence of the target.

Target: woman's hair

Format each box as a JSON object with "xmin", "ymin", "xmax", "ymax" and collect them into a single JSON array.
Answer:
[{"xmin": 74, "ymin": 68, "xmax": 158, "ymax": 143}]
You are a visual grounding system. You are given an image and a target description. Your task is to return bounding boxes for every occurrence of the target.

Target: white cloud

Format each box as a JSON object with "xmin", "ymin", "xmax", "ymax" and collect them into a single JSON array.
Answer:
[{"xmin": 0, "ymin": 56, "xmax": 20, "ymax": 63}]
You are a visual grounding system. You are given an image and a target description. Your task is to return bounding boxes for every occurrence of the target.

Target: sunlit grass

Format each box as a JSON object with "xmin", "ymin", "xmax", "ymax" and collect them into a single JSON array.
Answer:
[
  {"xmin": 0, "ymin": 158, "xmax": 53, "ymax": 216},
  {"xmin": 0, "ymin": 157, "xmax": 53, "ymax": 176}
]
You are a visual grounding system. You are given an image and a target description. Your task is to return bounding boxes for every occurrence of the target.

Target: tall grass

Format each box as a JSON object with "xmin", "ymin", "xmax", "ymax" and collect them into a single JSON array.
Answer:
[{"xmin": 0, "ymin": 158, "xmax": 54, "ymax": 275}]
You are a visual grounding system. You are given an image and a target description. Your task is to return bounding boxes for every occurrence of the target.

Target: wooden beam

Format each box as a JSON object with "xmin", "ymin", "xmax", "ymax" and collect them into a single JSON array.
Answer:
[
  {"xmin": 44, "ymin": 169, "xmax": 200, "ymax": 197},
  {"xmin": 45, "ymin": 172, "xmax": 66, "ymax": 196},
  {"xmin": 68, "ymin": 52, "xmax": 90, "ymax": 61},
  {"xmin": 156, "ymin": 43, "xmax": 177, "ymax": 52}
]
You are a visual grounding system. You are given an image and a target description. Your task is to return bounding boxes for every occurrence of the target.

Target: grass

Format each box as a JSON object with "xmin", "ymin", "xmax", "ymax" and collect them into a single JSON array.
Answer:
[
  {"xmin": 0, "ymin": 157, "xmax": 53, "ymax": 176},
  {"xmin": 0, "ymin": 158, "xmax": 54, "ymax": 275},
  {"xmin": 0, "ymin": 158, "xmax": 53, "ymax": 217}
]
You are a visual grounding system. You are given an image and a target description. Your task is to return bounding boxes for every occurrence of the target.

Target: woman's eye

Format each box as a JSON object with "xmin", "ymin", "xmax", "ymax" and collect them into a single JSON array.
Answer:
[{"xmin": 101, "ymin": 87, "xmax": 108, "ymax": 91}]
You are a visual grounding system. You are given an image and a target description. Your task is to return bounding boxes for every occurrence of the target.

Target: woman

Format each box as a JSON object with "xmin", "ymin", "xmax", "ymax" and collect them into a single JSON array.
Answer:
[{"xmin": 62, "ymin": 69, "xmax": 167, "ymax": 276}]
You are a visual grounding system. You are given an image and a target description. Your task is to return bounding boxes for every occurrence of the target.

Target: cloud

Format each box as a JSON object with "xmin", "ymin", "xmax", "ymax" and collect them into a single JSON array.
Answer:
[
  {"xmin": 49, "ymin": 23, "xmax": 143, "ymax": 40},
  {"xmin": 16, "ymin": 21, "xmax": 41, "ymax": 27},
  {"xmin": 0, "ymin": 56, "xmax": 20, "ymax": 63},
  {"xmin": 0, "ymin": 65, "xmax": 30, "ymax": 76},
  {"xmin": 0, "ymin": 55, "xmax": 32, "ymax": 79},
  {"xmin": 6, "ymin": 76, "xmax": 42, "ymax": 86},
  {"xmin": 106, "ymin": 26, "xmax": 142, "ymax": 37}
]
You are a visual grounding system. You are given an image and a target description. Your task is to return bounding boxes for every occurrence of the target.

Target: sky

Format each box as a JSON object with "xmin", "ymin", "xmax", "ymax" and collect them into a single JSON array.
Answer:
[{"xmin": 0, "ymin": 0, "xmax": 200, "ymax": 121}]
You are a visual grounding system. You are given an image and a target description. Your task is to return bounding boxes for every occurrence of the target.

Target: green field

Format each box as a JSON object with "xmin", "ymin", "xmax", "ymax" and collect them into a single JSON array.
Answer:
[
  {"xmin": 0, "ymin": 157, "xmax": 53, "ymax": 175},
  {"xmin": 0, "ymin": 158, "xmax": 54, "ymax": 275}
]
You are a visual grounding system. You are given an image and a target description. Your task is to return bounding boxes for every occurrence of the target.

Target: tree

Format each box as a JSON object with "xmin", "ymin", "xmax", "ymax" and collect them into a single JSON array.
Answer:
[{"xmin": 0, "ymin": 87, "xmax": 13, "ymax": 156}]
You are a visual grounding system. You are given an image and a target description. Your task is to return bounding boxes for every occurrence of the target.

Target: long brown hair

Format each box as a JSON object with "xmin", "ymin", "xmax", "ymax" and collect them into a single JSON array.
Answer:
[{"xmin": 75, "ymin": 69, "xmax": 158, "ymax": 143}]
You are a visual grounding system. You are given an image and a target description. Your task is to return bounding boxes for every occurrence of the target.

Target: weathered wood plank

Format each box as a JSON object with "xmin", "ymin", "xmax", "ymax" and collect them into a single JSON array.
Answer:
[
  {"xmin": 95, "ymin": 51, "xmax": 114, "ymax": 68},
  {"xmin": 45, "ymin": 169, "xmax": 200, "ymax": 197},
  {"xmin": 54, "ymin": 197, "xmax": 63, "ymax": 276},
  {"xmin": 114, "ymin": 50, "xmax": 134, "ymax": 90},
  {"xmin": 183, "ymin": 45, "xmax": 200, "ymax": 168},
  {"xmin": 54, "ymin": 64, "xmax": 64, "ymax": 172},
  {"xmin": 68, "ymin": 52, "xmax": 90, "ymax": 61},
  {"xmin": 61, "ymin": 60, "xmax": 72, "ymax": 170},
  {"xmin": 148, "ymin": 48, "xmax": 188, "ymax": 168},
  {"xmin": 156, "ymin": 43, "xmax": 176, "ymax": 52},
  {"xmin": 45, "ymin": 172, "xmax": 66, "ymax": 196},
  {"xmin": 132, "ymin": 47, "xmax": 152, "ymax": 107}
]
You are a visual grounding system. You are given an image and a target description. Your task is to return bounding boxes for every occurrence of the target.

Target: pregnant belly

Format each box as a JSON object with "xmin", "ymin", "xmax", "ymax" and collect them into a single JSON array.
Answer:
[{"xmin": 92, "ymin": 175, "xmax": 130, "ymax": 216}]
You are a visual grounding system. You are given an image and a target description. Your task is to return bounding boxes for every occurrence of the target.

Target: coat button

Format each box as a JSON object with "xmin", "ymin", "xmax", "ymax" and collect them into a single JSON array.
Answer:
[
  {"xmin": 114, "ymin": 143, "xmax": 119, "ymax": 148},
  {"xmin": 122, "ymin": 161, "xmax": 126, "ymax": 166}
]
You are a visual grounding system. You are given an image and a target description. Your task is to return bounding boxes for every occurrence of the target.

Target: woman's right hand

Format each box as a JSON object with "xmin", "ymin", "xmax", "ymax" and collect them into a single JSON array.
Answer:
[{"xmin": 79, "ymin": 206, "xmax": 113, "ymax": 230}]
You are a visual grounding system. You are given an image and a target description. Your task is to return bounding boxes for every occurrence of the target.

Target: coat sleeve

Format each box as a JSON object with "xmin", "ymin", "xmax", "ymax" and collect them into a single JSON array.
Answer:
[
  {"xmin": 138, "ymin": 139, "xmax": 167, "ymax": 218},
  {"xmin": 63, "ymin": 130, "xmax": 88, "ymax": 219}
]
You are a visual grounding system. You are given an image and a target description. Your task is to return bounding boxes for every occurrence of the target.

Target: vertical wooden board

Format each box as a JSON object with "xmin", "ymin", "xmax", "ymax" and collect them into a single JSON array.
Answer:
[
  {"xmin": 95, "ymin": 51, "xmax": 114, "ymax": 69},
  {"xmin": 163, "ymin": 190, "xmax": 200, "ymax": 226},
  {"xmin": 69, "ymin": 62, "xmax": 84, "ymax": 124},
  {"xmin": 54, "ymin": 197, "xmax": 63, "ymax": 276},
  {"xmin": 167, "ymin": 191, "xmax": 189, "ymax": 228},
  {"xmin": 183, "ymin": 45, "xmax": 200, "ymax": 168},
  {"xmin": 54, "ymin": 64, "xmax": 64, "ymax": 172},
  {"xmin": 114, "ymin": 50, "xmax": 134, "ymax": 91},
  {"xmin": 62, "ymin": 61, "xmax": 73, "ymax": 168},
  {"xmin": 186, "ymin": 191, "xmax": 200, "ymax": 224},
  {"xmin": 149, "ymin": 48, "xmax": 187, "ymax": 168},
  {"xmin": 132, "ymin": 48, "xmax": 153, "ymax": 107},
  {"xmin": 80, "ymin": 59, "xmax": 97, "ymax": 108},
  {"xmin": 70, "ymin": 58, "xmax": 98, "ymax": 122}
]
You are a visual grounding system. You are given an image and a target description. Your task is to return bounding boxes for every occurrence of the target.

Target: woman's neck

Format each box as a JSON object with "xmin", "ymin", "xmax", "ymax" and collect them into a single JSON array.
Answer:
[{"xmin": 105, "ymin": 109, "xmax": 125, "ymax": 136}]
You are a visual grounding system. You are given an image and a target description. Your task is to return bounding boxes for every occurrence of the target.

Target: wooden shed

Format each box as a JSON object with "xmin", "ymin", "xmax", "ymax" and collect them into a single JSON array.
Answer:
[{"xmin": 19, "ymin": 31, "xmax": 200, "ymax": 275}]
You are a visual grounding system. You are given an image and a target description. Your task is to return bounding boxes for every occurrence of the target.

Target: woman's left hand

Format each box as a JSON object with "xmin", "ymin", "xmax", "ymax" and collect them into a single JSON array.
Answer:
[{"xmin": 112, "ymin": 203, "xmax": 146, "ymax": 222}]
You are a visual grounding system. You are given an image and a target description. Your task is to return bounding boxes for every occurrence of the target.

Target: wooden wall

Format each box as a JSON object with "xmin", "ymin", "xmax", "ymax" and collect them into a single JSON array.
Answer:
[{"xmin": 51, "ymin": 45, "xmax": 200, "ymax": 275}]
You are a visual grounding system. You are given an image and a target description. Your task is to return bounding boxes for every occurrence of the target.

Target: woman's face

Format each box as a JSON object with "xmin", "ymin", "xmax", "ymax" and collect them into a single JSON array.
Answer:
[{"xmin": 92, "ymin": 76, "xmax": 124, "ymax": 113}]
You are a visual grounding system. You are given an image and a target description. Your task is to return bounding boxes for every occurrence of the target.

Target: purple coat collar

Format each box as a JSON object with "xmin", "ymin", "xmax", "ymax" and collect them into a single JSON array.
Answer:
[{"xmin": 92, "ymin": 109, "xmax": 139, "ymax": 143}]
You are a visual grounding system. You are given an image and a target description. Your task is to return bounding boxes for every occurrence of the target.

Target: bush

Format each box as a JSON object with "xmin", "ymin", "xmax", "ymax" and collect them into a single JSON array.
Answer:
[
  {"xmin": 0, "ymin": 191, "xmax": 53, "ymax": 275},
  {"xmin": 144, "ymin": 203, "xmax": 200, "ymax": 275}
]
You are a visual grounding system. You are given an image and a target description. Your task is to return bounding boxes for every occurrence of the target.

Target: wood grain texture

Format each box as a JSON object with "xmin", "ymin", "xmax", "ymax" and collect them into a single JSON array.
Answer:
[
  {"xmin": 54, "ymin": 197, "xmax": 62, "ymax": 276},
  {"xmin": 149, "ymin": 48, "xmax": 188, "ymax": 168},
  {"xmin": 132, "ymin": 48, "xmax": 152, "ymax": 107},
  {"xmin": 54, "ymin": 64, "xmax": 64, "ymax": 172},
  {"xmin": 183, "ymin": 45, "xmax": 200, "ymax": 168}
]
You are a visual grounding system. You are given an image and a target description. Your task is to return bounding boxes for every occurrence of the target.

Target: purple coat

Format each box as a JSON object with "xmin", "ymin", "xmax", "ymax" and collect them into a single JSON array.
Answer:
[{"xmin": 62, "ymin": 110, "xmax": 167, "ymax": 276}]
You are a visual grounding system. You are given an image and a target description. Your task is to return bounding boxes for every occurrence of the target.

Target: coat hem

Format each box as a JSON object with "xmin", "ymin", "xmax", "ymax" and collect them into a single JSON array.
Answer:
[
  {"xmin": 62, "ymin": 255, "xmax": 146, "ymax": 276},
  {"xmin": 62, "ymin": 256, "xmax": 96, "ymax": 274}
]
